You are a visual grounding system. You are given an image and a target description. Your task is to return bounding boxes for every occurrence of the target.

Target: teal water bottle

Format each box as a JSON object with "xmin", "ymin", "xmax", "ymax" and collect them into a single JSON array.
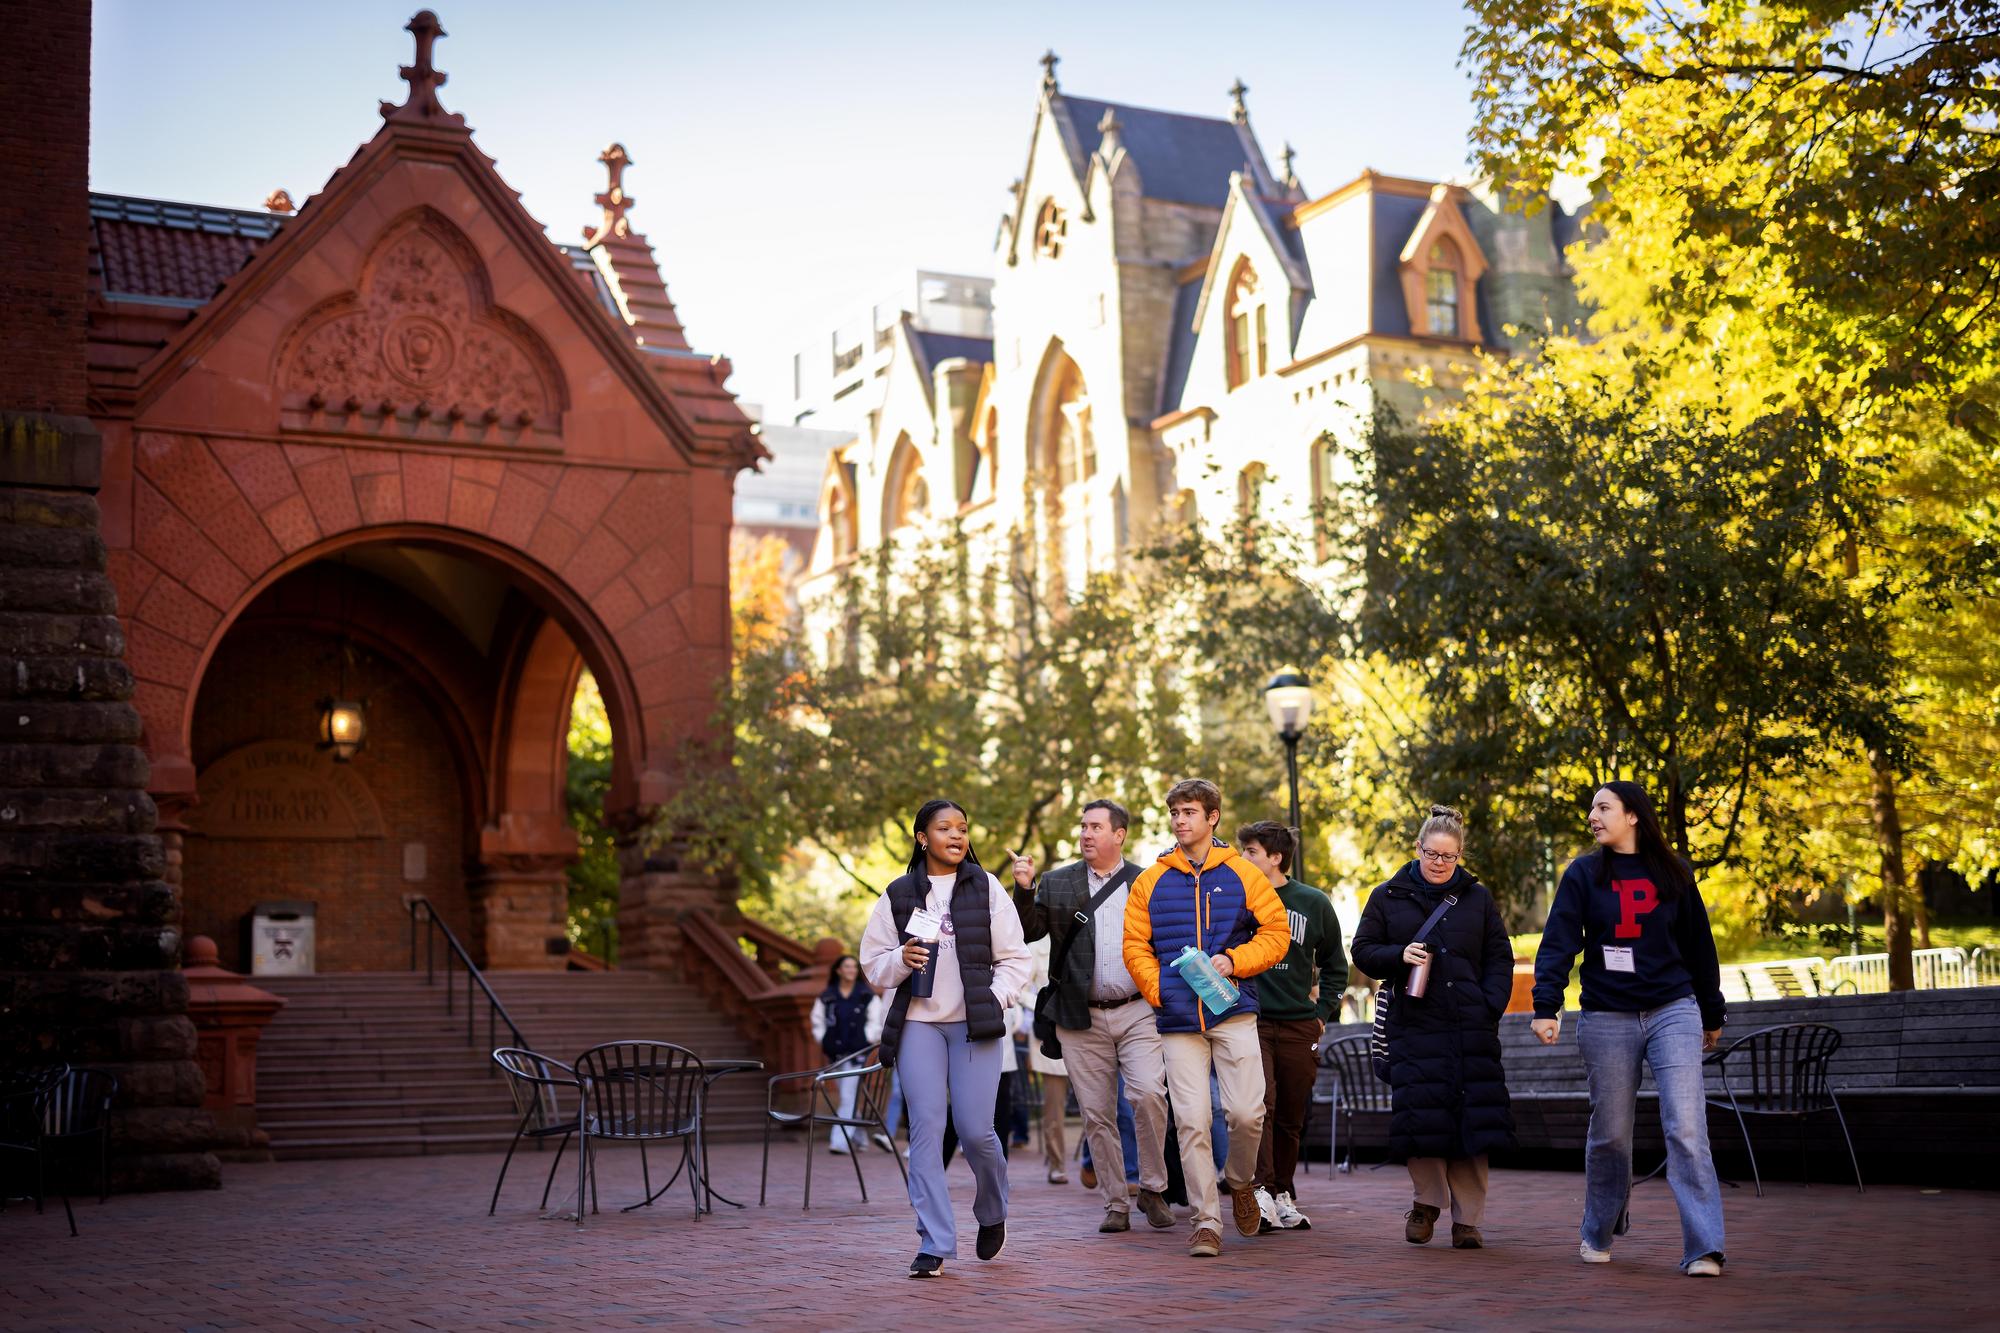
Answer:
[{"xmin": 1172, "ymin": 944, "xmax": 1240, "ymax": 1016}]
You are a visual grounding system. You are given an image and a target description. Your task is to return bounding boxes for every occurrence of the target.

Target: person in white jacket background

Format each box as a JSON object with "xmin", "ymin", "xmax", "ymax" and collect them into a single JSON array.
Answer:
[
  {"xmin": 809, "ymin": 953, "xmax": 887, "ymax": 1153},
  {"xmin": 859, "ymin": 798, "xmax": 1033, "ymax": 1279}
]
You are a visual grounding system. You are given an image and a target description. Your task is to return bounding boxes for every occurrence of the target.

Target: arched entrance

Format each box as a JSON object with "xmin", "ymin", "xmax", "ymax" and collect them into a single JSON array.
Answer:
[{"xmin": 180, "ymin": 528, "xmax": 643, "ymax": 971}]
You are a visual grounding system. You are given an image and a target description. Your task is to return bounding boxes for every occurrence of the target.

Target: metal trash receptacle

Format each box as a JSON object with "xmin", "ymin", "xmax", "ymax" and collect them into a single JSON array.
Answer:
[{"xmin": 247, "ymin": 902, "xmax": 316, "ymax": 975}]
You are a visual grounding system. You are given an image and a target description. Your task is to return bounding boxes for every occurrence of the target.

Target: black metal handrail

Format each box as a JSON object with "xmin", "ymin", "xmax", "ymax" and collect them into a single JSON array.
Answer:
[{"xmin": 407, "ymin": 898, "xmax": 527, "ymax": 1070}]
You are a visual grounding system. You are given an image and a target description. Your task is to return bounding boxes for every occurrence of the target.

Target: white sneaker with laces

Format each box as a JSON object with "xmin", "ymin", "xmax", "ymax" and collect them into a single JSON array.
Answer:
[
  {"xmin": 1273, "ymin": 1191, "xmax": 1311, "ymax": 1230},
  {"xmin": 1580, "ymin": 1241, "xmax": 1612, "ymax": 1264},
  {"xmin": 1253, "ymin": 1186, "xmax": 1280, "ymax": 1234},
  {"xmin": 1686, "ymin": 1256, "xmax": 1723, "ymax": 1277}
]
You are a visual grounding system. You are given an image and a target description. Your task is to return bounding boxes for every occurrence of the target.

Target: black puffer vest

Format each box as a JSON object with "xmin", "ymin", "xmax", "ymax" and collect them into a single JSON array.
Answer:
[{"xmin": 878, "ymin": 860, "xmax": 1004, "ymax": 1068}]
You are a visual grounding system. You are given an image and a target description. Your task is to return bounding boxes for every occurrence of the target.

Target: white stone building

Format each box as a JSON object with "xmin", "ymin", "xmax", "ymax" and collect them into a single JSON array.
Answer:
[{"xmin": 800, "ymin": 57, "xmax": 1585, "ymax": 599}]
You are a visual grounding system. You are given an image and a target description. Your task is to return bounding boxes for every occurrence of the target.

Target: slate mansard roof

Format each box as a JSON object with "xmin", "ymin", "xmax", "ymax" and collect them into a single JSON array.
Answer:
[{"xmin": 1052, "ymin": 95, "xmax": 1270, "ymax": 209}]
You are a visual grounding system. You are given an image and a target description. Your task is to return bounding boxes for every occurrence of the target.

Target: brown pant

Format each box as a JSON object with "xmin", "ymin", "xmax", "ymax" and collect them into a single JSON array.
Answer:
[
  {"xmin": 1254, "ymin": 1016, "xmax": 1321, "ymax": 1196},
  {"xmin": 1408, "ymin": 1154, "xmax": 1489, "ymax": 1225},
  {"xmin": 1039, "ymin": 1072, "xmax": 1068, "ymax": 1174}
]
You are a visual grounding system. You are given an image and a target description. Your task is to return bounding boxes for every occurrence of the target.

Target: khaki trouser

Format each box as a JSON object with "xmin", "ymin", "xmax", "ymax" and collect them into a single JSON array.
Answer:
[
  {"xmin": 1056, "ymin": 997, "xmax": 1168, "ymax": 1214},
  {"xmin": 1039, "ymin": 1072, "xmax": 1069, "ymax": 1174},
  {"xmin": 1162, "ymin": 1013, "xmax": 1265, "ymax": 1235},
  {"xmin": 1408, "ymin": 1154, "xmax": 1489, "ymax": 1225}
]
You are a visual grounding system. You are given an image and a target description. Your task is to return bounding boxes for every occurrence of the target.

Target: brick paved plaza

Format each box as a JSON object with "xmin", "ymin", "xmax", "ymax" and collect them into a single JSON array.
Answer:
[{"xmin": 4, "ymin": 1139, "xmax": 1995, "ymax": 1331}]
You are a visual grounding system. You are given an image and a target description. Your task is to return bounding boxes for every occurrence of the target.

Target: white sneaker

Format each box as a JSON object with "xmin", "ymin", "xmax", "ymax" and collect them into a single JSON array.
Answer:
[
  {"xmin": 829, "ymin": 1135, "xmax": 852, "ymax": 1155},
  {"xmin": 1273, "ymin": 1191, "xmax": 1311, "ymax": 1230},
  {"xmin": 1253, "ymin": 1186, "xmax": 1280, "ymax": 1234},
  {"xmin": 1580, "ymin": 1241, "xmax": 1612, "ymax": 1264},
  {"xmin": 1686, "ymin": 1255, "xmax": 1723, "ymax": 1277},
  {"xmin": 871, "ymin": 1132, "xmax": 896, "ymax": 1154}
]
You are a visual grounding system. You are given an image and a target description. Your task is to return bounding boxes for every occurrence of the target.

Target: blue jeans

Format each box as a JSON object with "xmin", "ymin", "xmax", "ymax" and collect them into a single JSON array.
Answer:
[{"xmin": 1577, "ymin": 997, "xmax": 1727, "ymax": 1269}]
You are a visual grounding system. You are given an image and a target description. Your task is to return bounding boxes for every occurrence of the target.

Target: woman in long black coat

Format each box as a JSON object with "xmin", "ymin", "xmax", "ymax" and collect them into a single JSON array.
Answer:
[{"xmin": 1351, "ymin": 805, "xmax": 1516, "ymax": 1250}]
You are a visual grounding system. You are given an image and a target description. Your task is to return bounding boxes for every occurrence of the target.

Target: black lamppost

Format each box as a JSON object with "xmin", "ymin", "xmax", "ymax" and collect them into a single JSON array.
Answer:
[{"xmin": 1264, "ymin": 669, "xmax": 1314, "ymax": 881}]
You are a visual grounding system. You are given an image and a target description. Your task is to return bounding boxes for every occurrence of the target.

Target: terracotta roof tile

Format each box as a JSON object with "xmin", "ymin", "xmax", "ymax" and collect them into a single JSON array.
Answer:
[{"xmin": 90, "ymin": 194, "xmax": 280, "ymax": 303}]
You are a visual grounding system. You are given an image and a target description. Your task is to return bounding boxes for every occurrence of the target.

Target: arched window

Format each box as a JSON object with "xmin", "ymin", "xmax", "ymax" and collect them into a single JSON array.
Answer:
[
  {"xmin": 1225, "ymin": 261, "xmax": 1263, "ymax": 390},
  {"xmin": 1426, "ymin": 238, "xmax": 1461, "ymax": 338},
  {"xmin": 1035, "ymin": 200, "xmax": 1067, "ymax": 259},
  {"xmin": 886, "ymin": 437, "xmax": 928, "ymax": 531},
  {"xmin": 1237, "ymin": 462, "xmax": 1267, "ymax": 526},
  {"xmin": 824, "ymin": 476, "xmax": 858, "ymax": 561},
  {"xmin": 1039, "ymin": 354, "xmax": 1092, "ymax": 488},
  {"xmin": 1310, "ymin": 436, "xmax": 1339, "ymax": 563}
]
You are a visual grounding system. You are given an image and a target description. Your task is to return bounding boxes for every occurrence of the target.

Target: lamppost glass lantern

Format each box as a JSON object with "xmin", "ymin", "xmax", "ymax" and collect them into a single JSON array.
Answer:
[
  {"xmin": 1265, "ymin": 670, "xmax": 1314, "ymax": 739},
  {"xmin": 1264, "ymin": 669, "xmax": 1313, "ymax": 881},
  {"xmin": 317, "ymin": 696, "xmax": 367, "ymax": 762}
]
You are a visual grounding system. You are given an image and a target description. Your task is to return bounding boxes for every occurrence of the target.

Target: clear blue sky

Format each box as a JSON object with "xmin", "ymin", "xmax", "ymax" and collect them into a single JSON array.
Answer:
[{"xmin": 91, "ymin": 0, "xmax": 1481, "ymax": 412}]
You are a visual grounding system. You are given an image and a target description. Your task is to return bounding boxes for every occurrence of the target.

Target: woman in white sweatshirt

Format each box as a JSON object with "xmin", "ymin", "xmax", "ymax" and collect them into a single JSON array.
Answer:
[{"xmin": 859, "ymin": 798, "xmax": 1033, "ymax": 1279}]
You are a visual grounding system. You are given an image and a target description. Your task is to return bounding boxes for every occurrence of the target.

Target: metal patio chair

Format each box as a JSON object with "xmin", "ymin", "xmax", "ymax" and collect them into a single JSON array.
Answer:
[
  {"xmin": 1, "ymin": 1065, "xmax": 76, "ymax": 1236},
  {"xmin": 573, "ymin": 1041, "xmax": 707, "ymax": 1227},
  {"xmin": 760, "ymin": 1046, "xmax": 906, "ymax": 1209},
  {"xmin": 1310, "ymin": 1033, "xmax": 1389, "ymax": 1174},
  {"xmin": 1707, "ymin": 1022, "xmax": 1862, "ymax": 1196},
  {"xmin": 488, "ymin": 1049, "xmax": 582, "ymax": 1216},
  {"xmin": 41, "ymin": 1067, "xmax": 118, "ymax": 1204}
]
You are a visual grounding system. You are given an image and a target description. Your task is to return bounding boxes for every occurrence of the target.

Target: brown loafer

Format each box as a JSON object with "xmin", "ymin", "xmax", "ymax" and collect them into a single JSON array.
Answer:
[
  {"xmin": 1189, "ymin": 1227, "xmax": 1221, "ymax": 1258},
  {"xmin": 1229, "ymin": 1182, "xmax": 1262, "ymax": 1238},
  {"xmin": 1079, "ymin": 1163, "xmax": 1097, "ymax": 1190},
  {"xmin": 1405, "ymin": 1203, "xmax": 1441, "ymax": 1244},
  {"xmin": 1452, "ymin": 1223, "xmax": 1484, "ymax": 1249},
  {"xmin": 1099, "ymin": 1208, "xmax": 1130, "ymax": 1233},
  {"xmin": 1137, "ymin": 1188, "xmax": 1175, "ymax": 1230}
]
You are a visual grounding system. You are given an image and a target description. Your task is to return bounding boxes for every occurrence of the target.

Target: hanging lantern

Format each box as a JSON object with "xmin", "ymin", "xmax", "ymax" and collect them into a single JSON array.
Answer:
[{"xmin": 317, "ymin": 696, "xmax": 367, "ymax": 761}]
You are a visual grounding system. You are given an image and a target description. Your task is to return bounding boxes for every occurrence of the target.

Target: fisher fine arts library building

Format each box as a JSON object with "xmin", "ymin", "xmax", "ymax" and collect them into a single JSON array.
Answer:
[{"xmin": 0, "ymin": 10, "xmax": 778, "ymax": 1188}]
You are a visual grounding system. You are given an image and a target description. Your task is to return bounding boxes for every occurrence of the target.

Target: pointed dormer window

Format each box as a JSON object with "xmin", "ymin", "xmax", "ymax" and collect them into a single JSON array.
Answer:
[
  {"xmin": 1225, "ymin": 260, "xmax": 1263, "ymax": 390},
  {"xmin": 1426, "ymin": 238, "xmax": 1462, "ymax": 338},
  {"xmin": 1035, "ymin": 200, "xmax": 1067, "ymax": 259}
]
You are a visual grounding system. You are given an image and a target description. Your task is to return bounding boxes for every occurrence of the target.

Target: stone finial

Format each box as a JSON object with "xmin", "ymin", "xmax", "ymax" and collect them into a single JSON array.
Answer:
[
  {"xmin": 588, "ymin": 142, "xmax": 636, "ymax": 243},
  {"xmin": 380, "ymin": 10, "xmax": 464, "ymax": 127},
  {"xmin": 1097, "ymin": 106, "xmax": 1123, "ymax": 155},
  {"xmin": 264, "ymin": 188, "xmax": 297, "ymax": 214},
  {"xmin": 1040, "ymin": 48, "xmax": 1060, "ymax": 94},
  {"xmin": 1280, "ymin": 143, "xmax": 1299, "ymax": 190},
  {"xmin": 1229, "ymin": 77, "xmax": 1250, "ymax": 125}
]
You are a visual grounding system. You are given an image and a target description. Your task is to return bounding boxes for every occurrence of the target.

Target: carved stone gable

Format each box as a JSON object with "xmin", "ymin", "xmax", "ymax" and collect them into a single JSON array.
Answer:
[{"xmin": 277, "ymin": 209, "xmax": 566, "ymax": 443}]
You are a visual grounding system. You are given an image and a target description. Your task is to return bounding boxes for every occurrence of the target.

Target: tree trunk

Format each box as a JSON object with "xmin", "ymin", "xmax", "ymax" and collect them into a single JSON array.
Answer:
[{"xmin": 1868, "ymin": 747, "xmax": 1915, "ymax": 991}]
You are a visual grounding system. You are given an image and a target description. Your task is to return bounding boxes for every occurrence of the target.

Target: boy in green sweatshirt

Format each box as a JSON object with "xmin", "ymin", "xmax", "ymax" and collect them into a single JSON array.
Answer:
[{"xmin": 1237, "ymin": 820, "xmax": 1347, "ymax": 1231}]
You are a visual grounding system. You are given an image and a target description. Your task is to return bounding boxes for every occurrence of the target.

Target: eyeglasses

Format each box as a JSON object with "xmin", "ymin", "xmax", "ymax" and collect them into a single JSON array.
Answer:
[{"xmin": 1418, "ymin": 849, "xmax": 1460, "ymax": 864}]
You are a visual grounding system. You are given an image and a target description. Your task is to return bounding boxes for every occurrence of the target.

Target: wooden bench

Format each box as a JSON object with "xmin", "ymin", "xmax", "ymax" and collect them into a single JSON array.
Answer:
[{"xmin": 1302, "ymin": 990, "xmax": 2000, "ymax": 1186}]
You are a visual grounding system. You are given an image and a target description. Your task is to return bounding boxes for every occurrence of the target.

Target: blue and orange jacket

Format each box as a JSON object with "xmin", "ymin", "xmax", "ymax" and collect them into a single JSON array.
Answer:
[{"xmin": 1122, "ymin": 840, "xmax": 1291, "ymax": 1034}]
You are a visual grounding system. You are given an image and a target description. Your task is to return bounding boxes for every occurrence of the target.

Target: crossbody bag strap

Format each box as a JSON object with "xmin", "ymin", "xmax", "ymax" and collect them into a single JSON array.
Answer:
[
  {"xmin": 1048, "ymin": 865, "xmax": 1137, "ymax": 979},
  {"xmin": 1412, "ymin": 893, "xmax": 1459, "ymax": 946}
]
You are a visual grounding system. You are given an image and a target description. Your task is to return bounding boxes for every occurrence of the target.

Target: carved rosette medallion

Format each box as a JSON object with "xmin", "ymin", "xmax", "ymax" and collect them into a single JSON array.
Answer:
[{"xmin": 278, "ymin": 210, "xmax": 564, "ymax": 440}]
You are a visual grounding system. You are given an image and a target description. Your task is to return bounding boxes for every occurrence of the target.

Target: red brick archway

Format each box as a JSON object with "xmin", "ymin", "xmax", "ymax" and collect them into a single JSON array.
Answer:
[{"xmin": 90, "ymin": 31, "xmax": 758, "ymax": 971}]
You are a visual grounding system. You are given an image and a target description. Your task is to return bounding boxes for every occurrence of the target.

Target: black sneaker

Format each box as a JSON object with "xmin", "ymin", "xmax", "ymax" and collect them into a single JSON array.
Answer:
[
  {"xmin": 975, "ymin": 1221, "xmax": 1006, "ymax": 1261},
  {"xmin": 908, "ymin": 1253, "xmax": 945, "ymax": 1279}
]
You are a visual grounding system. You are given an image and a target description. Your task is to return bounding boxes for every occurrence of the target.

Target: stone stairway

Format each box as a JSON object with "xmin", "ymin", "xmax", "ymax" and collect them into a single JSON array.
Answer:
[{"xmin": 252, "ymin": 970, "xmax": 772, "ymax": 1160}]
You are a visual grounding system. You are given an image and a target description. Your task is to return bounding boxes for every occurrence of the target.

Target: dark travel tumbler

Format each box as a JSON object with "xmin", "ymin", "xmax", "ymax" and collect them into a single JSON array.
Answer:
[{"xmin": 908, "ymin": 938, "xmax": 938, "ymax": 998}]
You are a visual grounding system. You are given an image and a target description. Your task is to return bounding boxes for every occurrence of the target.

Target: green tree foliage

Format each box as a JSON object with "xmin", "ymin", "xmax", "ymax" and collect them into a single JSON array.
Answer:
[
  {"xmin": 1462, "ymin": 0, "xmax": 2000, "ymax": 980},
  {"xmin": 563, "ymin": 671, "xmax": 620, "ymax": 963},
  {"xmin": 664, "ymin": 524, "xmax": 1319, "ymax": 921},
  {"xmin": 1341, "ymin": 355, "xmax": 1908, "ymax": 914}
]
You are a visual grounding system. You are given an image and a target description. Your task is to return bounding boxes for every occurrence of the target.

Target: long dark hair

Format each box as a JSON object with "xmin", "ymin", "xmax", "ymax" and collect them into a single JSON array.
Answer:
[
  {"xmin": 822, "ymin": 953, "xmax": 869, "ymax": 997},
  {"xmin": 906, "ymin": 797, "xmax": 981, "ymax": 884},
  {"xmin": 1594, "ymin": 780, "xmax": 1694, "ymax": 902}
]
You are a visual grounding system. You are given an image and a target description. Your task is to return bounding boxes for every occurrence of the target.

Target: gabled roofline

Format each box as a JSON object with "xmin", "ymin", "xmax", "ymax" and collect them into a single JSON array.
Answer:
[
  {"xmin": 1190, "ymin": 174, "xmax": 1313, "ymax": 332},
  {"xmin": 131, "ymin": 119, "xmax": 727, "ymax": 469}
]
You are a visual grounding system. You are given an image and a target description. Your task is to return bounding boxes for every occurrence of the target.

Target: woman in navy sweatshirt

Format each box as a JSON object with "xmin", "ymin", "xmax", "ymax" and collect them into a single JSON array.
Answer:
[{"xmin": 1531, "ymin": 781, "xmax": 1728, "ymax": 1277}]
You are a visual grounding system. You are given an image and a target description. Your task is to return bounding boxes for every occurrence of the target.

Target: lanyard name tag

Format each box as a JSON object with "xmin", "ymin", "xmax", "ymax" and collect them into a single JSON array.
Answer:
[
  {"xmin": 907, "ymin": 907, "xmax": 944, "ymax": 942},
  {"xmin": 1602, "ymin": 945, "xmax": 1636, "ymax": 974}
]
